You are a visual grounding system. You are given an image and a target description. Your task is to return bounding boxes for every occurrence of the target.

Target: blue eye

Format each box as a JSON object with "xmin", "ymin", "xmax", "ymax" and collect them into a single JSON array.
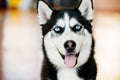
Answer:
[
  {"xmin": 73, "ymin": 24, "xmax": 82, "ymax": 31},
  {"xmin": 76, "ymin": 25, "xmax": 81, "ymax": 29},
  {"xmin": 54, "ymin": 27, "xmax": 60, "ymax": 32},
  {"xmin": 53, "ymin": 26, "xmax": 63, "ymax": 33}
]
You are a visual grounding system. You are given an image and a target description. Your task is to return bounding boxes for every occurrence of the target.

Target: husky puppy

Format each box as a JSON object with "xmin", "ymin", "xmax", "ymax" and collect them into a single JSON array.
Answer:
[{"xmin": 38, "ymin": 0, "xmax": 97, "ymax": 80}]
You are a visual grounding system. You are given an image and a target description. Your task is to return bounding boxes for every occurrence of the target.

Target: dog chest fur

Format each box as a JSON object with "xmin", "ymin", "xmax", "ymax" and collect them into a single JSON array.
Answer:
[{"xmin": 57, "ymin": 68, "xmax": 83, "ymax": 80}]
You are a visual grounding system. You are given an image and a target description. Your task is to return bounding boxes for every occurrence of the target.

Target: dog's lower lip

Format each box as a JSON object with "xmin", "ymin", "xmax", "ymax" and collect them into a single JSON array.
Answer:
[
  {"xmin": 62, "ymin": 52, "xmax": 79, "ymax": 60},
  {"xmin": 57, "ymin": 48, "xmax": 80, "ymax": 60}
]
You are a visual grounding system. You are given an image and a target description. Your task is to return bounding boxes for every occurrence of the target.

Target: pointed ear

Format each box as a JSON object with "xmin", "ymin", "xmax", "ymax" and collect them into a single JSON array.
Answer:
[
  {"xmin": 38, "ymin": 1, "xmax": 53, "ymax": 25},
  {"xmin": 78, "ymin": 0, "xmax": 93, "ymax": 21}
]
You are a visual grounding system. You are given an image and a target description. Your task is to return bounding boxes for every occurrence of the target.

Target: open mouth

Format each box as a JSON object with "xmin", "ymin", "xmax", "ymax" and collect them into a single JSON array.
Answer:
[{"xmin": 57, "ymin": 48, "xmax": 80, "ymax": 68}]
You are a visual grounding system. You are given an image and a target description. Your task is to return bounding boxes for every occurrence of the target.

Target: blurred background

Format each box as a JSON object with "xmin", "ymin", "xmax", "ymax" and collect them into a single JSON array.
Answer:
[{"xmin": 0, "ymin": 0, "xmax": 120, "ymax": 80}]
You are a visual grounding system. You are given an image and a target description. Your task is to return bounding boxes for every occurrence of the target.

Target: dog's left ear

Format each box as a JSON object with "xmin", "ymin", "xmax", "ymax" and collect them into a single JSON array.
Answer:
[
  {"xmin": 38, "ymin": 1, "xmax": 53, "ymax": 25},
  {"xmin": 77, "ymin": 0, "xmax": 93, "ymax": 21}
]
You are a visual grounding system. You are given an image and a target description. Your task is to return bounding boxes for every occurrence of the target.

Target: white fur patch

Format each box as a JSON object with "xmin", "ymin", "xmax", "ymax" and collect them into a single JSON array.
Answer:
[
  {"xmin": 57, "ymin": 68, "xmax": 84, "ymax": 80},
  {"xmin": 70, "ymin": 18, "xmax": 80, "ymax": 27},
  {"xmin": 70, "ymin": 18, "xmax": 82, "ymax": 27},
  {"xmin": 75, "ymin": 29, "xmax": 92, "ymax": 68},
  {"xmin": 64, "ymin": 13, "xmax": 70, "ymax": 28},
  {"xmin": 55, "ymin": 19, "xmax": 65, "ymax": 28}
]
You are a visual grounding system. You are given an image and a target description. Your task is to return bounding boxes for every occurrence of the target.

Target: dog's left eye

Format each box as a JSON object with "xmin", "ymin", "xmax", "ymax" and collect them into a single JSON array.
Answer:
[
  {"xmin": 53, "ymin": 26, "xmax": 63, "ymax": 33},
  {"xmin": 72, "ymin": 24, "xmax": 82, "ymax": 32}
]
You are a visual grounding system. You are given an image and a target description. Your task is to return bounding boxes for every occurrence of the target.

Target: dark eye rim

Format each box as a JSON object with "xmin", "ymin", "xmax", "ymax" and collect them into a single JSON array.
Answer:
[
  {"xmin": 53, "ymin": 26, "xmax": 64, "ymax": 33},
  {"xmin": 72, "ymin": 24, "xmax": 82, "ymax": 32}
]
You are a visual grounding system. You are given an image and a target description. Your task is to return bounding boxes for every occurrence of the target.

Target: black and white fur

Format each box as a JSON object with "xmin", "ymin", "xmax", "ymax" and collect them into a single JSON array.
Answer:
[{"xmin": 38, "ymin": 0, "xmax": 97, "ymax": 80}]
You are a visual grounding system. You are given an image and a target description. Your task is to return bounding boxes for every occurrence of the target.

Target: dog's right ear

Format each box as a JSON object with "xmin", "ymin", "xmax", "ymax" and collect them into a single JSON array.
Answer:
[
  {"xmin": 38, "ymin": 1, "xmax": 53, "ymax": 25},
  {"xmin": 77, "ymin": 0, "xmax": 93, "ymax": 21}
]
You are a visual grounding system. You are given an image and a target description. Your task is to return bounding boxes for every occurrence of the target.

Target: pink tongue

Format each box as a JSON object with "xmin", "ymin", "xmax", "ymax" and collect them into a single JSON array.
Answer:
[{"xmin": 64, "ymin": 54, "xmax": 77, "ymax": 68}]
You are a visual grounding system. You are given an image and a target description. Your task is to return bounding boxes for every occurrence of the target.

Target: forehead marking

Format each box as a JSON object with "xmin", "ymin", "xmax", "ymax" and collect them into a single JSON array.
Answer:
[
  {"xmin": 56, "ymin": 19, "xmax": 65, "ymax": 28},
  {"xmin": 70, "ymin": 18, "xmax": 80, "ymax": 27},
  {"xmin": 64, "ymin": 13, "xmax": 70, "ymax": 27},
  {"xmin": 55, "ymin": 13, "xmax": 70, "ymax": 28}
]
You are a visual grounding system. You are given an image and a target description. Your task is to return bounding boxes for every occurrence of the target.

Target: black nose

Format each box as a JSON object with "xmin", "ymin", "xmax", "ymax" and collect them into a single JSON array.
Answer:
[{"xmin": 64, "ymin": 40, "xmax": 76, "ymax": 52}]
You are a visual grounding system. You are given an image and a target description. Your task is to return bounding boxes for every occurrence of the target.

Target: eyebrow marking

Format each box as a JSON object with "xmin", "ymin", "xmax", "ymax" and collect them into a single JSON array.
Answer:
[
  {"xmin": 56, "ymin": 19, "xmax": 65, "ymax": 28},
  {"xmin": 70, "ymin": 18, "xmax": 82, "ymax": 27}
]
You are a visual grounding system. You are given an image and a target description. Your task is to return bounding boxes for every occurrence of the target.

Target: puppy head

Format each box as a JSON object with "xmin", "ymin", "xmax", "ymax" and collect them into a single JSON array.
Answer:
[{"xmin": 38, "ymin": 1, "xmax": 93, "ymax": 68}]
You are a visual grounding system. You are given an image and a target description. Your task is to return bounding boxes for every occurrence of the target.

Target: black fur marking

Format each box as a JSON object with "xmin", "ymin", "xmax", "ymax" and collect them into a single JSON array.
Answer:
[
  {"xmin": 42, "ymin": 9, "xmax": 92, "ymax": 36},
  {"xmin": 42, "ymin": 10, "xmax": 65, "ymax": 36},
  {"xmin": 41, "ymin": 58, "xmax": 58, "ymax": 80},
  {"xmin": 41, "ymin": 42, "xmax": 58, "ymax": 80},
  {"xmin": 77, "ymin": 57, "xmax": 97, "ymax": 80},
  {"xmin": 77, "ymin": 38, "xmax": 97, "ymax": 80},
  {"xmin": 66, "ymin": 9, "xmax": 92, "ymax": 33}
]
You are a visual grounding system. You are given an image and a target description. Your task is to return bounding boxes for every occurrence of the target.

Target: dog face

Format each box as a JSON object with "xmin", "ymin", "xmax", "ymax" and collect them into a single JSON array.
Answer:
[{"xmin": 38, "ymin": 1, "xmax": 93, "ymax": 68}]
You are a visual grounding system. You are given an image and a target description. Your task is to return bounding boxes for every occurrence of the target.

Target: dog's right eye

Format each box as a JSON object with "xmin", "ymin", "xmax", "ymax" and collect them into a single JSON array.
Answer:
[
  {"xmin": 72, "ymin": 24, "xmax": 82, "ymax": 32},
  {"xmin": 53, "ymin": 26, "xmax": 63, "ymax": 33}
]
